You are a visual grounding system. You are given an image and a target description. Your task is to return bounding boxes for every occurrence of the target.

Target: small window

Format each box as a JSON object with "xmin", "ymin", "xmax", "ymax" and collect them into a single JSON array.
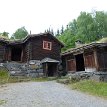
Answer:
[{"xmin": 43, "ymin": 41, "xmax": 52, "ymax": 50}]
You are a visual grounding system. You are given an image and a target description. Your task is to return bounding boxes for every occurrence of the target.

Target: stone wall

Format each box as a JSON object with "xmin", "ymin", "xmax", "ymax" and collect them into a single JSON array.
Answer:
[{"xmin": 2, "ymin": 60, "xmax": 44, "ymax": 77}]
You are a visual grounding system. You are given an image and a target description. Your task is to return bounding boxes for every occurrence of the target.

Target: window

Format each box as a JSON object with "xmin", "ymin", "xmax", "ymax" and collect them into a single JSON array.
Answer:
[{"xmin": 43, "ymin": 41, "xmax": 52, "ymax": 50}]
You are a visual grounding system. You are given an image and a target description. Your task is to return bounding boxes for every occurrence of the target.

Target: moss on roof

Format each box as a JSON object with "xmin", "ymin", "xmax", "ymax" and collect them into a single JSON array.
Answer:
[
  {"xmin": 97, "ymin": 37, "xmax": 107, "ymax": 43},
  {"xmin": 0, "ymin": 35, "xmax": 9, "ymax": 40}
]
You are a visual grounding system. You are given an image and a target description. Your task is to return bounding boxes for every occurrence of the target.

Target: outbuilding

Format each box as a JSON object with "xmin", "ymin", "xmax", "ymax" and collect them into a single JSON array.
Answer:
[{"xmin": 62, "ymin": 42, "xmax": 107, "ymax": 73}]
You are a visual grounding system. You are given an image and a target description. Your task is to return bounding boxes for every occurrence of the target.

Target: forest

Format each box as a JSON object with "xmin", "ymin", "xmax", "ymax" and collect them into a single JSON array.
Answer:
[{"xmin": 56, "ymin": 11, "xmax": 107, "ymax": 51}]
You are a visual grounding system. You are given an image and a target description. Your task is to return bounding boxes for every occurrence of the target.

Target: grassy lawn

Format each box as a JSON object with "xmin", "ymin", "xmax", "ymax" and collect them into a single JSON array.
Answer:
[
  {"xmin": 0, "ymin": 100, "xmax": 7, "ymax": 105},
  {"xmin": 0, "ymin": 69, "xmax": 9, "ymax": 84},
  {"xmin": 32, "ymin": 77, "xmax": 57, "ymax": 82},
  {"xmin": 0, "ymin": 68, "xmax": 57, "ymax": 84},
  {"xmin": 68, "ymin": 80, "xmax": 107, "ymax": 98}
]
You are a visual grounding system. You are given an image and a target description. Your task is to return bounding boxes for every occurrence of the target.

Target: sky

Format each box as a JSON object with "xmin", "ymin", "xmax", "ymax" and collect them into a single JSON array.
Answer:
[{"xmin": 0, "ymin": 0, "xmax": 107, "ymax": 37}]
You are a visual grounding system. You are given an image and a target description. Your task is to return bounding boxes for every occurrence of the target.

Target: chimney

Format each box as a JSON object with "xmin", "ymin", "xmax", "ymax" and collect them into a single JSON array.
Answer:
[
  {"xmin": 30, "ymin": 30, "xmax": 31, "ymax": 34},
  {"xmin": 75, "ymin": 40, "xmax": 83, "ymax": 47}
]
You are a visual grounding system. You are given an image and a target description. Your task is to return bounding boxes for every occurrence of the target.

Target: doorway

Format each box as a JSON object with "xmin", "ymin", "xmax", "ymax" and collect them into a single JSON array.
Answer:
[
  {"xmin": 75, "ymin": 54, "xmax": 85, "ymax": 71},
  {"xmin": 47, "ymin": 63, "xmax": 57, "ymax": 76},
  {"xmin": 11, "ymin": 47, "xmax": 22, "ymax": 61}
]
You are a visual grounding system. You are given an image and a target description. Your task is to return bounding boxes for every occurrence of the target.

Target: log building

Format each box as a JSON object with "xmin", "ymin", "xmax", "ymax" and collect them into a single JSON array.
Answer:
[
  {"xmin": 62, "ymin": 42, "xmax": 107, "ymax": 73},
  {"xmin": 0, "ymin": 32, "xmax": 64, "ymax": 76}
]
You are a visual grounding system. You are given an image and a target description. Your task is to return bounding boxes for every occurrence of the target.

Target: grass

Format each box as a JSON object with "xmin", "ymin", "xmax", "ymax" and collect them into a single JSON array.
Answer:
[
  {"xmin": 31, "ymin": 77, "xmax": 50, "ymax": 82},
  {"xmin": 97, "ymin": 37, "xmax": 107, "ymax": 43},
  {"xmin": 8, "ymin": 76, "xmax": 58, "ymax": 83},
  {"xmin": 0, "ymin": 100, "xmax": 7, "ymax": 105},
  {"xmin": 8, "ymin": 76, "xmax": 31, "ymax": 83},
  {"xmin": 7, "ymin": 76, "xmax": 57, "ymax": 83},
  {"xmin": 0, "ymin": 68, "xmax": 9, "ymax": 84},
  {"xmin": 0, "ymin": 67, "xmax": 58, "ymax": 84},
  {"xmin": 32, "ymin": 77, "xmax": 57, "ymax": 82},
  {"xmin": 68, "ymin": 80, "xmax": 107, "ymax": 98}
]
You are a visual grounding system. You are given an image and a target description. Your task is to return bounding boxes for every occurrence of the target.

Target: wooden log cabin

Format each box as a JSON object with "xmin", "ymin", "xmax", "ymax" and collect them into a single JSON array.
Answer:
[
  {"xmin": 61, "ymin": 42, "xmax": 107, "ymax": 73},
  {"xmin": 0, "ymin": 32, "xmax": 64, "ymax": 76}
]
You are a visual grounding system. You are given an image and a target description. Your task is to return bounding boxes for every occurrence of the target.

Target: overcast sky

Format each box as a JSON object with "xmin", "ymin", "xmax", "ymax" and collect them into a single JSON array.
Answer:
[{"xmin": 0, "ymin": 0, "xmax": 107, "ymax": 36}]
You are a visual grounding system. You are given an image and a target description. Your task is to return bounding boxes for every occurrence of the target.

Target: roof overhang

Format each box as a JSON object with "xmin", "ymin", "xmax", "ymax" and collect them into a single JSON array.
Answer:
[
  {"xmin": 7, "ymin": 32, "xmax": 64, "ymax": 47},
  {"xmin": 61, "ymin": 42, "xmax": 107, "ymax": 56},
  {"xmin": 41, "ymin": 57, "xmax": 59, "ymax": 64}
]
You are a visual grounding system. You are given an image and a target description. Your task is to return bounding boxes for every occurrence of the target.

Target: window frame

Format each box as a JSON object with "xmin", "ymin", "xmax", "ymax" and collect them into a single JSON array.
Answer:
[{"xmin": 43, "ymin": 40, "xmax": 52, "ymax": 50}]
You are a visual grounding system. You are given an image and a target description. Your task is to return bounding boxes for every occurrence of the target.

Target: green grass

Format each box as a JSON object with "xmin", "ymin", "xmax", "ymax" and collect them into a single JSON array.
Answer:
[
  {"xmin": 8, "ymin": 76, "xmax": 31, "ymax": 83},
  {"xmin": 31, "ymin": 77, "xmax": 49, "ymax": 82},
  {"xmin": 0, "ymin": 100, "xmax": 7, "ymax": 105},
  {"xmin": 69, "ymin": 80, "xmax": 107, "ymax": 98},
  {"xmin": 0, "ymin": 69, "xmax": 9, "ymax": 84},
  {"xmin": 0, "ymin": 67, "xmax": 58, "ymax": 84},
  {"xmin": 0, "ymin": 68, "xmax": 57, "ymax": 84},
  {"xmin": 32, "ymin": 77, "xmax": 57, "ymax": 82}
]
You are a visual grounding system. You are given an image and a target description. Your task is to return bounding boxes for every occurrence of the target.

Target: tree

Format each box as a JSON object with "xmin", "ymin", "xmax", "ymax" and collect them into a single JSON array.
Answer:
[
  {"xmin": 60, "ymin": 25, "xmax": 64, "ymax": 34},
  {"xmin": 94, "ymin": 11, "xmax": 107, "ymax": 38},
  {"xmin": 76, "ymin": 12, "xmax": 95, "ymax": 42},
  {"xmin": 69, "ymin": 19, "xmax": 77, "ymax": 36},
  {"xmin": 11, "ymin": 26, "xmax": 28, "ymax": 39},
  {"xmin": 1, "ymin": 31, "xmax": 9, "ymax": 38},
  {"xmin": 57, "ymin": 11, "xmax": 107, "ymax": 51},
  {"xmin": 56, "ymin": 29, "xmax": 60, "ymax": 36}
]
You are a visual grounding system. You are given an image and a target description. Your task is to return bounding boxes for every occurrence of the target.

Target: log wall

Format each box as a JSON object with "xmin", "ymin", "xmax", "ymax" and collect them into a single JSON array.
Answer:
[
  {"xmin": 30, "ymin": 35, "xmax": 61, "ymax": 60},
  {"xmin": 97, "ymin": 47, "xmax": 107, "ymax": 71},
  {"xmin": 0, "ymin": 43, "xmax": 6, "ymax": 62}
]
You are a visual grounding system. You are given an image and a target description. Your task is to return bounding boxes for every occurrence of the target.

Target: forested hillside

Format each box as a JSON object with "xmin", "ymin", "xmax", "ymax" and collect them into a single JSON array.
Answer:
[{"xmin": 56, "ymin": 11, "xmax": 107, "ymax": 51}]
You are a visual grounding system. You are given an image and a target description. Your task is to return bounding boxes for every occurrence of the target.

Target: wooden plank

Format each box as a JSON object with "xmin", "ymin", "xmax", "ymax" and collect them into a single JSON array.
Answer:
[
  {"xmin": 84, "ymin": 53, "xmax": 95, "ymax": 68},
  {"xmin": 93, "ymin": 50, "xmax": 99, "ymax": 71},
  {"xmin": 67, "ymin": 59, "xmax": 76, "ymax": 72}
]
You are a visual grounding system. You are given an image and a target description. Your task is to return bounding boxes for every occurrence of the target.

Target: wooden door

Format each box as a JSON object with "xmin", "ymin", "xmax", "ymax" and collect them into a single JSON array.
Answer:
[{"xmin": 67, "ymin": 59, "xmax": 76, "ymax": 72}]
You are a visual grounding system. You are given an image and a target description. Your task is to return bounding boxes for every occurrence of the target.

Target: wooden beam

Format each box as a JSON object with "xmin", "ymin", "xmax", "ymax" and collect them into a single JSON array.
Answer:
[
  {"xmin": 21, "ymin": 47, "xmax": 23, "ymax": 62},
  {"xmin": 8, "ymin": 47, "xmax": 11, "ymax": 61},
  {"xmin": 93, "ymin": 49, "xmax": 99, "ymax": 71},
  {"xmin": 45, "ymin": 63, "xmax": 48, "ymax": 77}
]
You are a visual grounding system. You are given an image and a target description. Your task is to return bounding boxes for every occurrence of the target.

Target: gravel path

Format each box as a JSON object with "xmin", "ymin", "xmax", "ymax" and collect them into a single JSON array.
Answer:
[{"xmin": 0, "ymin": 81, "xmax": 107, "ymax": 107}]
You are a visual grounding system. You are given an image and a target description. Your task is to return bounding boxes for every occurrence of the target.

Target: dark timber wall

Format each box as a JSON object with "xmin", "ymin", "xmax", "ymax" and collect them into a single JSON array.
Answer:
[
  {"xmin": 62, "ymin": 54, "xmax": 76, "ymax": 73},
  {"xmin": 22, "ymin": 41, "xmax": 30, "ymax": 62},
  {"xmin": 30, "ymin": 35, "xmax": 61, "ymax": 61},
  {"xmin": 0, "ymin": 33, "xmax": 63, "ymax": 63},
  {"xmin": 97, "ymin": 47, "xmax": 107, "ymax": 71},
  {"xmin": 62, "ymin": 49, "xmax": 97, "ymax": 73},
  {"xmin": 0, "ymin": 42, "xmax": 6, "ymax": 62}
]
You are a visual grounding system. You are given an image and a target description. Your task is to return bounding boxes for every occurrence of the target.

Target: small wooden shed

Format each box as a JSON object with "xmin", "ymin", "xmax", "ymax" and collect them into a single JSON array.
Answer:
[
  {"xmin": 41, "ymin": 58, "xmax": 59, "ymax": 76},
  {"xmin": 62, "ymin": 42, "xmax": 107, "ymax": 73}
]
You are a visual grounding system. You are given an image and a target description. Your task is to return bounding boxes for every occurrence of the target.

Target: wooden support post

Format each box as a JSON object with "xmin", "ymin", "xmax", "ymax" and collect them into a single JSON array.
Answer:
[
  {"xmin": 21, "ymin": 47, "xmax": 23, "ymax": 62},
  {"xmin": 8, "ymin": 47, "xmax": 11, "ymax": 61},
  {"xmin": 94, "ymin": 49, "xmax": 99, "ymax": 71},
  {"xmin": 3, "ymin": 45, "xmax": 6, "ymax": 61},
  {"xmin": 45, "ymin": 63, "xmax": 48, "ymax": 77},
  {"xmin": 56, "ymin": 63, "xmax": 58, "ymax": 76}
]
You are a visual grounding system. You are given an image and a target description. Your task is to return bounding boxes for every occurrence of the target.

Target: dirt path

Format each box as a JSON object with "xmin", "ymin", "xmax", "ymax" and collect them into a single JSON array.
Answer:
[{"xmin": 0, "ymin": 81, "xmax": 107, "ymax": 107}]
